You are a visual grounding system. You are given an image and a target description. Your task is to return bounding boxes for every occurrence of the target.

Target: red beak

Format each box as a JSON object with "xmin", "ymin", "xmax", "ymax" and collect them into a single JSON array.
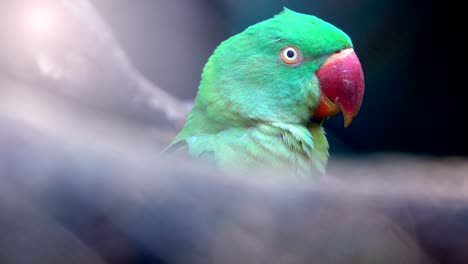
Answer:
[{"xmin": 314, "ymin": 48, "xmax": 365, "ymax": 127}]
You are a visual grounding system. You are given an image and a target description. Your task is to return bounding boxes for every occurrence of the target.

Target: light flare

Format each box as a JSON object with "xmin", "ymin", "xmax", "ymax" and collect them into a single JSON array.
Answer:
[{"xmin": 26, "ymin": 7, "xmax": 56, "ymax": 35}]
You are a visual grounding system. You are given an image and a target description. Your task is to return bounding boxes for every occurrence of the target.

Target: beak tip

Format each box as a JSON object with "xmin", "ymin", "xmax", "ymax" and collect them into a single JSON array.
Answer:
[{"xmin": 343, "ymin": 113, "xmax": 354, "ymax": 128}]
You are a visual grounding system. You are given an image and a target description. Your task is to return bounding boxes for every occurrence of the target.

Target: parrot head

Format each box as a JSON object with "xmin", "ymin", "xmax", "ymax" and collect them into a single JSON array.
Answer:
[{"xmin": 189, "ymin": 8, "xmax": 364, "ymax": 132}]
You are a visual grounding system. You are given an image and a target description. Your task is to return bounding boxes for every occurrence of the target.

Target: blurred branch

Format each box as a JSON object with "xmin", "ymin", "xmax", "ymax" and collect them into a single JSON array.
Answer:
[{"xmin": 0, "ymin": 0, "xmax": 191, "ymax": 127}]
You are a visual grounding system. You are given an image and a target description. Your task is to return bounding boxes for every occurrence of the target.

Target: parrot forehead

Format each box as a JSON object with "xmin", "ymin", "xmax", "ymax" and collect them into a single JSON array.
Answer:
[{"xmin": 244, "ymin": 8, "xmax": 353, "ymax": 56}]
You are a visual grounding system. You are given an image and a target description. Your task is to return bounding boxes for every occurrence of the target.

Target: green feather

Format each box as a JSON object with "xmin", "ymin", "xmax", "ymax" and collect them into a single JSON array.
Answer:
[{"xmin": 166, "ymin": 8, "xmax": 353, "ymax": 177}]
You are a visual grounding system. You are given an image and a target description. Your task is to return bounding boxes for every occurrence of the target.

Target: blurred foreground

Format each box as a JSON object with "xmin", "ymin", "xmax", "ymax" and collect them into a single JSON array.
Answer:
[{"xmin": 1, "ymin": 110, "xmax": 468, "ymax": 263}]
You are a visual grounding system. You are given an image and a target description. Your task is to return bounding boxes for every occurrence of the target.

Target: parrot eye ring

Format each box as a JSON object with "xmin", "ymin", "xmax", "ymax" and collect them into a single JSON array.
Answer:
[{"xmin": 280, "ymin": 46, "xmax": 300, "ymax": 64}]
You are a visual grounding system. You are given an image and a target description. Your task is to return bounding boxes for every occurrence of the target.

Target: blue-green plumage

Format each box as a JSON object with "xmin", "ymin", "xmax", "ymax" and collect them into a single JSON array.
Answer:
[{"xmin": 166, "ymin": 8, "xmax": 364, "ymax": 177}]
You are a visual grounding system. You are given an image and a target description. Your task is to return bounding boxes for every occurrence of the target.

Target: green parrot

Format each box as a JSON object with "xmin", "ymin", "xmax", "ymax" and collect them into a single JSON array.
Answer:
[{"xmin": 166, "ymin": 8, "xmax": 364, "ymax": 177}]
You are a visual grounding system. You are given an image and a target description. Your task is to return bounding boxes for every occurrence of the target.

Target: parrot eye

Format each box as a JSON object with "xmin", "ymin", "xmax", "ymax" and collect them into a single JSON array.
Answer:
[{"xmin": 280, "ymin": 46, "xmax": 300, "ymax": 64}]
